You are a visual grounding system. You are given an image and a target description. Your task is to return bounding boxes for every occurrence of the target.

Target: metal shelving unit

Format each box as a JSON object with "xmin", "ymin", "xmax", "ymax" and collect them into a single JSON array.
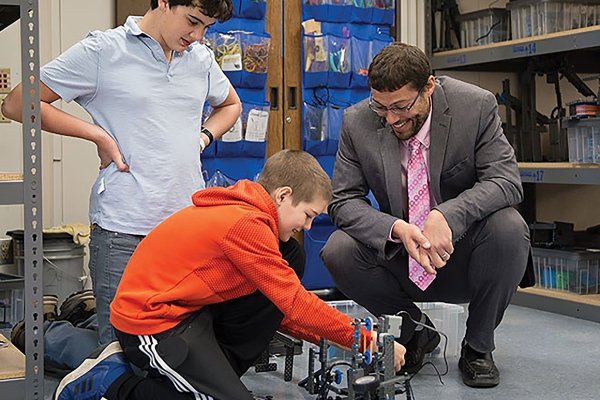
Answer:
[
  {"xmin": 430, "ymin": 25, "xmax": 600, "ymax": 72},
  {"xmin": 426, "ymin": 1, "xmax": 600, "ymax": 321},
  {"xmin": 0, "ymin": 0, "xmax": 45, "ymax": 399},
  {"xmin": 519, "ymin": 162, "xmax": 600, "ymax": 185},
  {"xmin": 515, "ymin": 287, "xmax": 600, "ymax": 323}
]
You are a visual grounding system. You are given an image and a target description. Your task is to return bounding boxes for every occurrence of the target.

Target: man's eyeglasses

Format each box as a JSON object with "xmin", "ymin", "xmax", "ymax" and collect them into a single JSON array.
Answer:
[{"xmin": 368, "ymin": 87, "xmax": 423, "ymax": 117}]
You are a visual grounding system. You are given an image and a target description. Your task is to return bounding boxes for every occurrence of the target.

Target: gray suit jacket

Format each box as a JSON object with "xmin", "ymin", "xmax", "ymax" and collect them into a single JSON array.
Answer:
[{"xmin": 329, "ymin": 76, "xmax": 524, "ymax": 261}]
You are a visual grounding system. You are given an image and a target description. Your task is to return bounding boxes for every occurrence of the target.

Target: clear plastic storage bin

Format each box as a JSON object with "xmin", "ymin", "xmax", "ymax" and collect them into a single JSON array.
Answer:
[
  {"xmin": 532, "ymin": 247, "xmax": 600, "ymax": 294},
  {"xmin": 458, "ymin": 8, "xmax": 510, "ymax": 48},
  {"xmin": 564, "ymin": 117, "xmax": 600, "ymax": 164},
  {"xmin": 508, "ymin": 0, "xmax": 600, "ymax": 39},
  {"xmin": 509, "ymin": 0, "xmax": 538, "ymax": 38},
  {"xmin": 562, "ymin": 1, "xmax": 600, "ymax": 29},
  {"xmin": 417, "ymin": 302, "xmax": 465, "ymax": 358},
  {"xmin": 326, "ymin": 300, "xmax": 465, "ymax": 360}
]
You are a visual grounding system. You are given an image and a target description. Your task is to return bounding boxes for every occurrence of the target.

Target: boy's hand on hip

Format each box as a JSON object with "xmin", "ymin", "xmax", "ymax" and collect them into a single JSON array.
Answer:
[{"xmin": 94, "ymin": 126, "xmax": 129, "ymax": 172}]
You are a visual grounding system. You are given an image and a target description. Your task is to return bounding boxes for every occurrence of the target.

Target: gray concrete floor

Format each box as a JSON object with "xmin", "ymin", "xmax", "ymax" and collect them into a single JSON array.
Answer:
[
  {"xmin": 241, "ymin": 305, "xmax": 600, "ymax": 400},
  {"xmin": 44, "ymin": 304, "xmax": 600, "ymax": 400}
]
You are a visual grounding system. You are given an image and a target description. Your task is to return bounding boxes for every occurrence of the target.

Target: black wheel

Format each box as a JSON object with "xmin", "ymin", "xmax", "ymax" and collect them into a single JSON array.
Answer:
[{"xmin": 352, "ymin": 374, "xmax": 379, "ymax": 394}]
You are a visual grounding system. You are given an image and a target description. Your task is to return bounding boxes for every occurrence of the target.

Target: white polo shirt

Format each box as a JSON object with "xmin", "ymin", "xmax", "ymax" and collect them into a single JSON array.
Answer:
[{"xmin": 41, "ymin": 16, "xmax": 231, "ymax": 235}]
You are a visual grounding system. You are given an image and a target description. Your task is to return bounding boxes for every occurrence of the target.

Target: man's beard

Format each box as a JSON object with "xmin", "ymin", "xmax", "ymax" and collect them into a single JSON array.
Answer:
[{"xmin": 390, "ymin": 113, "xmax": 427, "ymax": 141}]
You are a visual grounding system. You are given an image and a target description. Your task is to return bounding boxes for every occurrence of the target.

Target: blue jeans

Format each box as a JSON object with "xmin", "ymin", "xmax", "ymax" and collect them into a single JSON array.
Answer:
[
  {"xmin": 89, "ymin": 225, "xmax": 144, "ymax": 345},
  {"xmin": 44, "ymin": 314, "xmax": 99, "ymax": 370}
]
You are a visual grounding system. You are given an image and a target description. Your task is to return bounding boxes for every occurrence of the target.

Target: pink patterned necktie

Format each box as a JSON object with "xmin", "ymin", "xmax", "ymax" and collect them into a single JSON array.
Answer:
[{"xmin": 407, "ymin": 137, "xmax": 435, "ymax": 290}]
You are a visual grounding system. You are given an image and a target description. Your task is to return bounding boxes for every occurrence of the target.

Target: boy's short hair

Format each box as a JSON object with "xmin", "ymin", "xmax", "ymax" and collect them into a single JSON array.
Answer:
[
  {"xmin": 258, "ymin": 150, "xmax": 332, "ymax": 206},
  {"xmin": 150, "ymin": 0, "xmax": 233, "ymax": 22}
]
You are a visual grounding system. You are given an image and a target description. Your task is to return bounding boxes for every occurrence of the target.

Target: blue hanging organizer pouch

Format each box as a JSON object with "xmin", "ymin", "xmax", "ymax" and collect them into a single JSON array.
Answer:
[
  {"xmin": 240, "ymin": 31, "xmax": 271, "ymax": 88},
  {"xmin": 240, "ymin": 0, "xmax": 266, "ymax": 19},
  {"xmin": 327, "ymin": 33, "xmax": 352, "ymax": 88},
  {"xmin": 302, "ymin": 32, "xmax": 329, "ymax": 88}
]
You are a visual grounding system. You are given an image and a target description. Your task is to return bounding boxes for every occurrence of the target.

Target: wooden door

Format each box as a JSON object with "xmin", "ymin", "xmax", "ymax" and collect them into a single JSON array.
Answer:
[
  {"xmin": 116, "ymin": 0, "xmax": 148, "ymax": 26},
  {"xmin": 265, "ymin": 0, "xmax": 283, "ymax": 156},
  {"xmin": 282, "ymin": 0, "xmax": 302, "ymax": 151}
]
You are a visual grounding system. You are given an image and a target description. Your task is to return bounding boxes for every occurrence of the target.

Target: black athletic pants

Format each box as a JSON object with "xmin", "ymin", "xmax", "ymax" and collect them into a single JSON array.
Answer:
[{"xmin": 105, "ymin": 238, "xmax": 305, "ymax": 400}]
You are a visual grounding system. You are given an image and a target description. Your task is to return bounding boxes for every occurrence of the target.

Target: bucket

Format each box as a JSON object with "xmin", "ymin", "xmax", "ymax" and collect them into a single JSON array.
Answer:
[{"xmin": 7, "ymin": 230, "xmax": 86, "ymax": 304}]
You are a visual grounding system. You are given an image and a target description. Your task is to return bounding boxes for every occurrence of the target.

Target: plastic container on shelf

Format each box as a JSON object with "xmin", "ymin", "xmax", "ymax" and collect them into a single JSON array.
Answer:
[
  {"xmin": 581, "ymin": 125, "xmax": 595, "ymax": 163},
  {"xmin": 567, "ymin": 123, "xmax": 582, "ymax": 163},
  {"xmin": 532, "ymin": 247, "xmax": 600, "ymax": 294},
  {"xmin": 563, "ymin": 117, "xmax": 600, "ymax": 164},
  {"xmin": 508, "ymin": 0, "xmax": 538, "ymax": 38},
  {"xmin": 537, "ymin": 0, "xmax": 565, "ymax": 34},
  {"xmin": 458, "ymin": 8, "xmax": 510, "ymax": 48},
  {"xmin": 326, "ymin": 300, "xmax": 465, "ymax": 360},
  {"xmin": 508, "ymin": 0, "xmax": 600, "ymax": 39},
  {"xmin": 563, "ymin": 1, "xmax": 600, "ymax": 29},
  {"xmin": 565, "ymin": 1, "xmax": 581, "ymax": 28}
]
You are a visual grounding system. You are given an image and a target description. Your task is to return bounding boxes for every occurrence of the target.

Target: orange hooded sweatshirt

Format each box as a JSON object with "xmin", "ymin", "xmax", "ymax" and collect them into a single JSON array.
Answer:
[{"xmin": 110, "ymin": 180, "xmax": 365, "ymax": 349}]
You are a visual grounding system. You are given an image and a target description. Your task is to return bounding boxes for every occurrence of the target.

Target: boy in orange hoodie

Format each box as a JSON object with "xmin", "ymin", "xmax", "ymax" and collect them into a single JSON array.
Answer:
[{"xmin": 54, "ymin": 150, "xmax": 405, "ymax": 400}]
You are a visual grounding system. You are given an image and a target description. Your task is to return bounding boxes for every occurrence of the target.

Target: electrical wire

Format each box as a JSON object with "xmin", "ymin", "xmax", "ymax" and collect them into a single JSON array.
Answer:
[
  {"xmin": 313, "ymin": 309, "xmax": 451, "ymax": 400},
  {"xmin": 315, "ymin": 360, "xmax": 353, "ymax": 400},
  {"xmin": 394, "ymin": 310, "xmax": 450, "ymax": 379},
  {"xmin": 475, "ymin": 0, "xmax": 502, "ymax": 45}
]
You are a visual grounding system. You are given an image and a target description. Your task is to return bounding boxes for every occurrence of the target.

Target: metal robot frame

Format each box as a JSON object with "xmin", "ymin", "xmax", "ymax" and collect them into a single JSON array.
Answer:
[{"xmin": 300, "ymin": 315, "xmax": 414, "ymax": 400}]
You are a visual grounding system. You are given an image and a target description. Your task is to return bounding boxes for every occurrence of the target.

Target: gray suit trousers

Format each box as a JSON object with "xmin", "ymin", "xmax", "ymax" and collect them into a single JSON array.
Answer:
[{"xmin": 321, "ymin": 207, "xmax": 530, "ymax": 353}]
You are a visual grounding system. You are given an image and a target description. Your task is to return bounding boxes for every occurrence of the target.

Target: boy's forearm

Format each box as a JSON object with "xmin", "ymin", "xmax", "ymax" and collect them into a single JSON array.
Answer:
[
  {"xmin": 203, "ymin": 87, "xmax": 241, "ymax": 140},
  {"xmin": 2, "ymin": 83, "xmax": 101, "ymax": 145},
  {"xmin": 38, "ymin": 102, "xmax": 103, "ymax": 143},
  {"xmin": 1, "ymin": 85, "xmax": 24, "ymax": 122}
]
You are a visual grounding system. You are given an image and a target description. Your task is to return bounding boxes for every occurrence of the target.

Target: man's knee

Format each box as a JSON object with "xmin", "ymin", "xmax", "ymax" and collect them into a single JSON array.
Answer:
[
  {"xmin": 321, "ymin": 230, "xmax": 354, "ymax": 272},
  {"xmin": 484, "ymin": 207, "xmax": 529, "ymax": 248},
  {"xmin": 473, "ymin": 208, "xmax": 530, "ymax": 284}
]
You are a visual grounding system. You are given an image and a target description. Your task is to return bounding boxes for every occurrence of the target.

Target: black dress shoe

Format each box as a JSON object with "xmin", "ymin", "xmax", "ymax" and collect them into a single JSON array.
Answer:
[
  {"xmin": 399, "ymin": 314, "xmax": 440, "ymax": 374},
  {"xmin": 458, "ymin": 342, "xmax": 500, "ymax": 388}
]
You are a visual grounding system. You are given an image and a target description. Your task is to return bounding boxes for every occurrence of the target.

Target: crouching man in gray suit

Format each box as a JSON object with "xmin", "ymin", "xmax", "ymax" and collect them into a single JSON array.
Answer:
[{"xmin": 321, "ymin": 42, "xmax": 534, "ymax": 388}]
